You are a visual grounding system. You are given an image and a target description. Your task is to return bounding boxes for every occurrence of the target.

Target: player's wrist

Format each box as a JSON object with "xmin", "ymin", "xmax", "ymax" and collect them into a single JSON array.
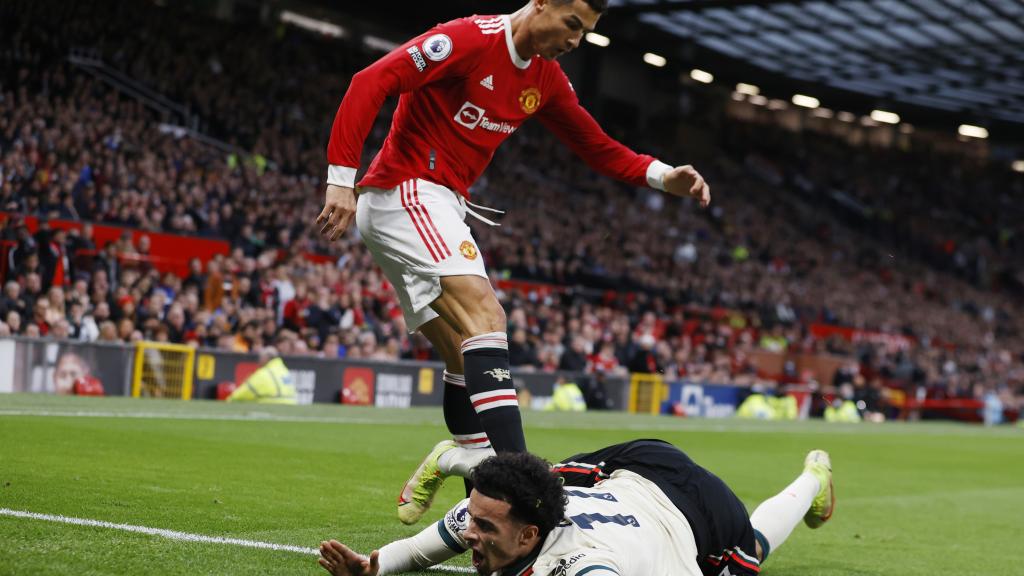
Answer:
[
  {"xmin": 646, "ymin": 160, "xmax": 671, "ymax": 191},
  {"xmin": 327, "ymin": 165, "xmax": 357, "ymax": 188}
]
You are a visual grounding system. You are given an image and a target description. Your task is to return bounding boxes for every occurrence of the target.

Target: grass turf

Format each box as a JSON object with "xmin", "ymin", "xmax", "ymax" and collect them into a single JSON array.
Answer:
[{"xmin": 1, "ymin": 394, "xmax": 1022, "ymax": 575}]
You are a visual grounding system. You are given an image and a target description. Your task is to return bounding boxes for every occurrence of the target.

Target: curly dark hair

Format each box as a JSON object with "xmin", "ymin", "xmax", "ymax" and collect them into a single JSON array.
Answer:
[{"xmin": 471, "ymin": 452, "xmax": 568, "ymax": 539}]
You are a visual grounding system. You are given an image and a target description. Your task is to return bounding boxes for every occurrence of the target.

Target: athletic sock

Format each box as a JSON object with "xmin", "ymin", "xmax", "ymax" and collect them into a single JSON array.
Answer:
[
  {"xmin": 442, "ymin": 371, "xmax": 487, "ymax": 443},
  {"xmin": 440, "ymin": 370, "xmax": 493, "ymax": 487},
  {"xmin": 461, "ymin": 332, "xmax": 526, "ymax": 453},
  {"xmin": 438, "ymin": 446, "xmax": 496, "ymax": 479},
  {"xmin": 749, "ymin": 471, "xmax": 820, "ymax": 557}
]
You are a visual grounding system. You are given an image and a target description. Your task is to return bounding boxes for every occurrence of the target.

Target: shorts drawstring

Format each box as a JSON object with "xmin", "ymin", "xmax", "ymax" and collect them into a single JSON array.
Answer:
[{"xmin": 460, "ymin": 197, "xmax": 505, "ymax": 227}]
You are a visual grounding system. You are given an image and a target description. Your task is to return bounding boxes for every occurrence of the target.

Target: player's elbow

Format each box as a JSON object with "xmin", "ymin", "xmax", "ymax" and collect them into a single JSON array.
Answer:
[
  {"xmin": 348, "ymin": 67, "xmax": 400, "ymax": 98},
  {"xmin": 348, "ymin": 68, "xmax": 373, "ymax": 94},
  {"xmin": 351, "ymin": 67, "xmax": 372, "ymax": 84}
]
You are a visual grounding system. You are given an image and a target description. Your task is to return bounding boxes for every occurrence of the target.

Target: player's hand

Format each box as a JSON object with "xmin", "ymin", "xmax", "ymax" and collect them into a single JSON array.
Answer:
[
  {"xmin": 318, "ymin": 540, "xmax": 380, "ymax": 576},
  {"xmin": 316, "ymin": 184, "xmax": 357, "ymax": 241},
  {"xmin": 663, "ymin": 165, "xmax": 710, "ymax": 208}
]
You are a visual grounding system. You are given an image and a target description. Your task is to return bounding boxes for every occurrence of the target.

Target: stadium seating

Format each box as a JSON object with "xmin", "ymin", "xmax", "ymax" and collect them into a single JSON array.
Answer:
[{"xmin": 0, "ymin": 0, "xmax": 1020, "ymax": 415}]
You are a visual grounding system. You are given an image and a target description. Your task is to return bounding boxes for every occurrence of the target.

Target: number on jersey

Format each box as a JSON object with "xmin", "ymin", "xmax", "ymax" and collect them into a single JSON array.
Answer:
[{"xmin": 569, "ymin": 512, "xmax": 640, "ymax": 530}]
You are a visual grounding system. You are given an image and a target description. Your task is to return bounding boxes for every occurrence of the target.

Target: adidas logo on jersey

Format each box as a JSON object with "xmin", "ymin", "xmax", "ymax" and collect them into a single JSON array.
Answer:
[{"xmin": 480, "ymin": 75, "xmax": 494, "ymax": 90}]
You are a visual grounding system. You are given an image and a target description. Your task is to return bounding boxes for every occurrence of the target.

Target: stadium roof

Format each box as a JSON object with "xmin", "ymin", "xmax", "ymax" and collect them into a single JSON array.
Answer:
[
  {"xmin": 609, "ymin": 0, "xmax": 1024, "ymax": 128},
  {"xmin": 313, "ymin": 0, "xmax": 1024, "ymax": 138}
]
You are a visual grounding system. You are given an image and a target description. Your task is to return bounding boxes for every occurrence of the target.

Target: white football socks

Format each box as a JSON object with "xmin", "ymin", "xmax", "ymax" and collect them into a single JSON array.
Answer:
[
  {"xmin": 749, "ymin": 471, "xmax": 820, "ymax": 555},
  {"xmin": 438, "ymin": 446, "xmax": 495, "ymax": 479}
]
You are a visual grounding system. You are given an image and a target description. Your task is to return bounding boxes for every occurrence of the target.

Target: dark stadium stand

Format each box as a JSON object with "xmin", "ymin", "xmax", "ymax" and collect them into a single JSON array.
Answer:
[{"xmin": 1, "ymin": 0, "xmax": 1021, "ymax": 416}]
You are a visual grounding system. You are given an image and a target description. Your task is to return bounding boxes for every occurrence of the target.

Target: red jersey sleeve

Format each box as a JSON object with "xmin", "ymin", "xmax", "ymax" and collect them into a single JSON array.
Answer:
[
  {"xmin": 537, "ymin": 68, "xmax": 668, "ymax": 190},
  {"xmin": 325, "ymin": 19, "xmax": 483, "ymax": 185}
]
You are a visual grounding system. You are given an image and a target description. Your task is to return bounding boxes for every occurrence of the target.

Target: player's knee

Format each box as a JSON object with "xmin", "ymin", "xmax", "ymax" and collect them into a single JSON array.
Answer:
[
  {"xmin": 483, "ymin": 302, "xmax": 507, "ymax": 334},
  {"xmin": 489, "ymin": 305, "xmax": 507, "ymax": 332},
  {"xmin": 463, "ymin": 303, "xmax": 506, "ymax": 337}
]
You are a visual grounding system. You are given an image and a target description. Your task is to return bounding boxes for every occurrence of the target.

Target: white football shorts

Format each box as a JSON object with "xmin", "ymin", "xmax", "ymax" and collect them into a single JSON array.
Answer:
[{"xmin": 355, "ymin": 178, "xmax": 487, "ymax": 332}]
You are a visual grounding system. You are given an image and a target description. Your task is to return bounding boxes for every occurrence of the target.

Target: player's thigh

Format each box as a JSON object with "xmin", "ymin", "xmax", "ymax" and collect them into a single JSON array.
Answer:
[
  {"xmin": 431, "ymin": 275, "xmax": 506, "ymax": 337},
  {"xmin": 356, "ymin": 180, "xmax": 489, "ymax": 333},
  {"xmin": 354, "ymin": 218, "xmax": 440, "ymax": 333}
]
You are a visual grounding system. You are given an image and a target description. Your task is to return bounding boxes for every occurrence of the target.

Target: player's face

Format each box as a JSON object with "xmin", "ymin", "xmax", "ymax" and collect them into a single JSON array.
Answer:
[
  {"xmin": 463, "ymin": 491, "xmax": 540, "ymax": 574},
  {"xmin": 534, "ymin": 0, "xmax": 602, "ymax": 60}
]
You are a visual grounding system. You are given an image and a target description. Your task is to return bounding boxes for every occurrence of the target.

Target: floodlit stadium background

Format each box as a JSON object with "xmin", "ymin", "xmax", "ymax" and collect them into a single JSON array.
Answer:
[{"xmin": 1, "ymin": 1, "xmax": 1023, "ymax": 574}]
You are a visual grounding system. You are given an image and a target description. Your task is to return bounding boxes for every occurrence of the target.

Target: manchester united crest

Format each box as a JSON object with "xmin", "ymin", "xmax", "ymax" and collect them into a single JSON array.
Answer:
[
  {"xmin": 519, "ymin": 87, "xmax": 541, "ymax": 114},
  {"xmin": 459, "ymin": 240, "xmax": 478, "ymax": 260}
]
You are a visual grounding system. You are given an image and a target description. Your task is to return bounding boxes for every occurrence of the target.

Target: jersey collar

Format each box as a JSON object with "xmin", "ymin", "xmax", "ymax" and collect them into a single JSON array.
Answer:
[
  {"xmin": 503, "ymin": 14, "xmax": 532, "ymax": 70},
  {"xmin": 499, "ymin": 545, "xmax": 540, "ymax": 576}
]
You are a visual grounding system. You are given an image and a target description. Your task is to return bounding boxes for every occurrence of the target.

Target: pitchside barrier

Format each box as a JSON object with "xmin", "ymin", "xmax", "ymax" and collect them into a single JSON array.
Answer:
[
  {"xmin": 0, "ymin": 337, "xmax": 633, "ymax": 410},
  {"xmin": 0, "ymin": 337, "xmax": 135, "ymax": 396},
  {"xmin": 18, "ymin": 337, "xmax": 1006, "ymax": 422},
  {"xmin": 627, "ymin": 376, "xmax": 770, "ymax": 418}
]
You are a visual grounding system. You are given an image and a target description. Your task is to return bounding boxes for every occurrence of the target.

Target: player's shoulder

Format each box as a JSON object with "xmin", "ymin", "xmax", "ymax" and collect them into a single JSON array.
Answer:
[
  {"xmin": 437, "ymin": 498, "xmax": 470, "ymax": 552},
  {"xmin": 431, "ymin": 14, "xmax": 507, "ymax": 42},
  {"xmin": 441, "ymin": 497, "xmax": 471, "ymax": 535},
  {"xmin": 415, "ymin": 14, "xmax": 501, "ymax": 63},
  {"xmin": 533, "ymin": 523, "xmax": 621, "ymax": 576},
  {"xmin": 534, "ymin": 58, "xmax": 574, "ymax": 99}
]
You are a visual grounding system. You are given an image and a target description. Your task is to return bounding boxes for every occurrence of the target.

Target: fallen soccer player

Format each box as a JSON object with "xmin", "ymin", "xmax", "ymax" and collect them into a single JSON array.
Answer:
[{"xmin": 320, "ymin": 439, "xmax": 835, "ymax": 575}]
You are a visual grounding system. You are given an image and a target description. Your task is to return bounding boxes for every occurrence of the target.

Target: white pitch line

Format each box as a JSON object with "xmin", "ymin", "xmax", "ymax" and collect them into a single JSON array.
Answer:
[
  {"xmin": 0, "ymin": 409, "xmax": 388, "ymax": 426},
  {"xmin": 0, "ymin": 508, "xmax": 475, "ymax": 574},
  {"xmin": 0, "ymin": 507, "xmax": 317, "ymax": 554}
]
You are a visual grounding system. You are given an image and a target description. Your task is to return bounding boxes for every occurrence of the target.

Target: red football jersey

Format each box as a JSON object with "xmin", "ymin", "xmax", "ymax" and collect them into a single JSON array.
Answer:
[{"xmin": 327, "ymin": 14, "xmax": 668, "ymax": 198}]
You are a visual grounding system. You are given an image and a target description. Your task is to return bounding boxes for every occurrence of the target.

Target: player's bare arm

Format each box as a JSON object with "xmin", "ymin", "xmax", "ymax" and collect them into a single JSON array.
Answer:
[
  {"xmin": 316, "ymin": 184, "xmax": 357, "ymax": 241},
  {"xmin": 663, "ymin": 164, "xmax": 711, "ymax": 208},
  {"xmin": 318, "ymin": 540, "xmax": 380, "ymax": 576}
]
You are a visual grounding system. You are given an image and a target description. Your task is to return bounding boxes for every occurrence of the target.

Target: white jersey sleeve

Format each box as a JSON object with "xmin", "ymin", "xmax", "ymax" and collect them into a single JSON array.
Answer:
[
  {"xmin": 437, "ymin": 497, "xmax": 472, "ymax": 551},
  {"xmin": 376, "ymin": 498, "xmax": 470, "ymax": 575}
]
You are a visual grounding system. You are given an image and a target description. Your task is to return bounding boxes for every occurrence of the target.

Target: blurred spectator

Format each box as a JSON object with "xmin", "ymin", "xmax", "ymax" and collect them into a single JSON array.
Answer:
[
  {"xmin": 225, "ymin": 346, "xmax": 297, "ymax": 405},
  {"xmin": 628, "ymin": 334, "xmax": 662, "ymax": 374},
  {"xmin": 508, "ymin": 328, "xmax": 540, "ymax": 369}
]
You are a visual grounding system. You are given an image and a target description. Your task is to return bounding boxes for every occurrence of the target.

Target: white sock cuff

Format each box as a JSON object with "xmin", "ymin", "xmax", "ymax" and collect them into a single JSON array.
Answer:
[
  {"xmin": 469, "ymin": 389, "xmax": 518, "ymax": 413},
  {"xmin": 440, "ymin": 445, "xmax": 497, "ymax": 479},
  {"xmin": 453, "ymin": 432, "xmax": 491, "ymax": 448},
  {"xmin": 442, "ymin": 370, "xmax": 466, "ymax": 387},
  {"xmin": 461, "ymin": 332, "xmax": 508, "ymax": 353}
]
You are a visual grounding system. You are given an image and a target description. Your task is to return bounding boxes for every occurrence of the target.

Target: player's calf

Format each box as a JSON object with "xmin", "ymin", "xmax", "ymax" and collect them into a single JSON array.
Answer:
[
  {"xmin": 462, "ymin": 332, "xmax": 526, "ymax": 452},
  {"xmin": 442, "ymin": 370, "xmax": 491, "ymax": 496}
]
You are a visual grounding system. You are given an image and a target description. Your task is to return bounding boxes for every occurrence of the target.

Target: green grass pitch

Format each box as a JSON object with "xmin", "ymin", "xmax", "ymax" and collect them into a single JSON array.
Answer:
[{"xmin": 1, "ymin": 394, "xmax": 1022, "ymax": 575}]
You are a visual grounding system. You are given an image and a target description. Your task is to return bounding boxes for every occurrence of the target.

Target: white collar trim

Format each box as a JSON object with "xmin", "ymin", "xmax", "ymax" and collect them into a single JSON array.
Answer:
[{"xmin": 503, "ymin": 15, "xmax": 532, "ymax": 69}]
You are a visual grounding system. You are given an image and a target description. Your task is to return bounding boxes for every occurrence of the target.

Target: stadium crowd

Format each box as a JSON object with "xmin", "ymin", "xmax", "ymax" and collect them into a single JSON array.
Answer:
[{"xmin": 1, "ymin": 0, "xmax": 1022, "ymax": 411}]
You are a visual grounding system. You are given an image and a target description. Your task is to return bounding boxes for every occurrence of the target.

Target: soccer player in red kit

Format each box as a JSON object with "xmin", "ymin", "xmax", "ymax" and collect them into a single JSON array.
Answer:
[{"xmin": 317, "ymin": 0, "xmax": 711, "ymax": 524}]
